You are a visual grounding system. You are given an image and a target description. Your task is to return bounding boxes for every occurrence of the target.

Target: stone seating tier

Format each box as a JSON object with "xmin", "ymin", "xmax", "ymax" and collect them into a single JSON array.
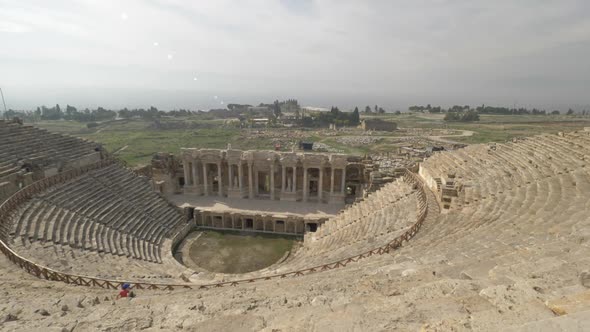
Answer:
[{"xmin": 7, "ymin": 163, "xmax": 188, "ymax": 280}]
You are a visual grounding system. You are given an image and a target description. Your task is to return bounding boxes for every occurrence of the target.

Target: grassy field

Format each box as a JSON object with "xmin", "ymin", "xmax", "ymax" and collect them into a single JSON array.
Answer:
[
  {"xmin": 187, "ymin": 230, "xmax": 295, "ymax": 273},
  {"xmin": 33, "ymin": 118, "xmax": 243, "ymax": 166},
  {"xmin": 28, "ymin": 113, "xmax": 590, "ymax": 166},
  {"xmin": 377, "ymin": 113, "xmax": 590, "ymax": 144}
]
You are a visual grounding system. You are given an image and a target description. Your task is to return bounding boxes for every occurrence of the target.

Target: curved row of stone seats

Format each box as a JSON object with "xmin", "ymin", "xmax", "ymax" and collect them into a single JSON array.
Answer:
[
  {"xmin": 6, "ymin": 163, "xmax": 187, "ymax": 280},
  {"xmin": 313, "ymin": 133, "xmax": 590, "ymax": 328},
  {"xmin": 0, "ymin": 121, "xmax": 99, "ymax": 170},
  {"xmin": 0, "ymin": 121, "xmax": 102, "ymax": 204},
  {"xmin": 12, "ymin": 199, "xmax": 162, "ymax": 262},
  {"xmin": 9, "ymin": 238, "xmax": 184, "ymax": 282},
  {"xmin": 285, "ymin": 180, "xmax": 418, "ymax": 268},
  {"xmin": 421, "ymin": 132, "xmax": 590, "ymax": 208},
  {"xmin": 402, "ymin": 134, "xmax": 590, "ymax": 322},
  {"xmin": 228, "ymin": 177, "xmax": 423, "ymax": 280}
]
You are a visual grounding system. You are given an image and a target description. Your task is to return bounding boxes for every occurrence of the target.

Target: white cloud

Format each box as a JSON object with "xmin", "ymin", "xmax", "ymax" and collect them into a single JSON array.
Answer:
[
  {"xmin": 0, "ymin": 21, "xmax": 30, "ymax": 33},
  {"xmin": 1, "ymin": 0, "xmax": 589, "ymax": 109}
]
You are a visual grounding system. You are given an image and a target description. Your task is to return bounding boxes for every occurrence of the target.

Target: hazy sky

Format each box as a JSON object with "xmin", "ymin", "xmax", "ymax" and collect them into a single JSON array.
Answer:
[{"xmin": 1, "ymin": 0, "xmax": 589, "ymax": 110}]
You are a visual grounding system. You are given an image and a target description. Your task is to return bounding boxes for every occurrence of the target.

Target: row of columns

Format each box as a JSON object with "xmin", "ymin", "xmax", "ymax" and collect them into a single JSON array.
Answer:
[
  {"xmin": 184, "ymin": 160, "xmax": 347, "ymax": 201},
  {"xmin": 301, "ymin": 166, "xmax": 347, "ymax": 201}
]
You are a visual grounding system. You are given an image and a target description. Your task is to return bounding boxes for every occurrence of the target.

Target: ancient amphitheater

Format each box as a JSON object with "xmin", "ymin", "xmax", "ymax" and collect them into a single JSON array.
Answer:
[{"xmin": 1, "ymin": 119, "xmax": 589, "ymax": 331}]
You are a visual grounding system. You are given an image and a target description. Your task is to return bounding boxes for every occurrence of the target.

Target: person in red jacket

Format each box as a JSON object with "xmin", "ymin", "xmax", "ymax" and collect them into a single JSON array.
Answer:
[{"xmin": 116, "ymin": 283, "xmax": 133, "ymax": 299}]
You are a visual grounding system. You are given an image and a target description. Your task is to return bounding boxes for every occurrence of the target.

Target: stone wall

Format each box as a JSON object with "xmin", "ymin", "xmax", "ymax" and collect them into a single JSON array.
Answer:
[
  {"xmin": 194, "ymin": 208, "xmax": 322, "ymax": 236},
  {"xmin": 361, "ymin": 119, "xmax": 397, "ymax": 132}
]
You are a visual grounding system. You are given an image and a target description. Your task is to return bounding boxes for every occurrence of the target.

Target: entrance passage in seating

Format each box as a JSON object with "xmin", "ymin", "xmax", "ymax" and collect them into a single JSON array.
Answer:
[{"xmin": 186, "ymin": 230, "xmax": 297, "ymax": 273}]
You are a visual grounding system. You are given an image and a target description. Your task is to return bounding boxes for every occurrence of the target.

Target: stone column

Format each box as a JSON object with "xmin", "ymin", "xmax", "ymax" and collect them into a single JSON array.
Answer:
[
  {"xmin": 248, "ymin": 162, "xmax": 254, "ymax": 198},
  {"xmin": 330, "ymin": 167, "xmax": 335, "ymax": 195},
  {"xmin": 202, "ymin": 163, "xmax": 208, "ymax": 195},
  {"xmin": 192, "ymin": 161, "xmax": 199, "ymax": 188},
  {"xmin": 217, "ymin": 162, "xmax": 223, "ymax": 197},
  {"xmin": 303, "ymin": 167, "xmax": 308, "ymax": 201},
  {"xmin": 254, "ymin": 166, "xmax": 259, "ymax": 195},
  {"xmin": 281, "ymin": 165, "xmax": 286, "ymax": 193},
  {"xmin": 341, "ymin": 167, "xmax": 346, "ymax": 194},
  {"xmin": 238, "ymin": 162, "xmax": 244, "ymax": 194},
  {"xmin": 292, "ymin": 166, "xmax": 297, "ymax": 193},
  {"xmin": 183, "ymin": 160, "xmax": 190, "ymax": 186},
  {"xmin": 228, "ymin": 163, "xmax": 233, "ymax": 189},
  {"xmin": 270, "ymin": 163, "xmax": 275, "ymax": 200},
  {"xmin": 318, "ymin": 167, "xmax": 323, "ymax": 201}
]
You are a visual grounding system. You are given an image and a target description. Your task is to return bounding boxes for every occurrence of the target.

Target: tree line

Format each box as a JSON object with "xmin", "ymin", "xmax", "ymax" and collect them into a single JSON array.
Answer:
[
  {"xmin": 3, "ymin": 104, "xmax": 199, "ymax": 122},
  {"xmin": 409, "ymin": 104, "xmax": 589, "ymax": 115},
  {"xmin": 305, "ymin": 106, "xmax": 360, "ymax": 127}
]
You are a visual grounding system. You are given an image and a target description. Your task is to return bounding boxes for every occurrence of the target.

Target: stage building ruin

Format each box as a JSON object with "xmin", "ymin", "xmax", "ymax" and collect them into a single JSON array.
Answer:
[
  {"xmin": 151, "ymin": 148, "xmax": 375, "ymax": 235},
  {"xmin": 153, "ymin": 148, "xmax": 370, "ymax": 205}
]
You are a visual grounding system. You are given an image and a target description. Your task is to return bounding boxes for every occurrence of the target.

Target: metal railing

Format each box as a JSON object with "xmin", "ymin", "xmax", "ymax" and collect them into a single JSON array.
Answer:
[{"xmin": 0, "ymin": 165, "xmax": 433, "ymax": 290}]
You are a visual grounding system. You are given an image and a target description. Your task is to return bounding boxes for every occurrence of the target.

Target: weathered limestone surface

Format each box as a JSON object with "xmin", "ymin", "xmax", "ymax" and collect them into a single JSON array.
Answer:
[{"xmin": 1, "ymin": 130, "xmax": 590, "ymax": 331}]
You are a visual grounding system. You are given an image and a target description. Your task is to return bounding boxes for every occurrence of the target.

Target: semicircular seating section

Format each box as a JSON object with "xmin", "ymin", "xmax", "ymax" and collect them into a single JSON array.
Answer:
[
  {"xmin": 386, "ymin": 131, "xmax": 590, "ymax": 327},
  {"xmin": 0, "ymin": 120, "xmax": 101, "ymax": 202},
  {"xmin": 421, "ymin": 132, "xmax": 589, "ymax": 209},
  {"xmin": 221, "ymin": 175, "xmax": 428, "ymax": 282},
  {"xmin": 6, "ymin": 163, "xmax": 189, "ymax": 282}
]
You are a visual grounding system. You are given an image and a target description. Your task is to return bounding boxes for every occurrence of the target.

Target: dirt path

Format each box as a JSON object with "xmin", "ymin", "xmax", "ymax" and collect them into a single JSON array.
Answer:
[
  {"xmin": 427, "ymin": 130, "xmax": 474, "ymax": 144},
  {"xmin": 113, "ymin": 145, "xmax": 128, "ymax": 154},
  {"xmin": 328, "ymin": 129, "xmax": 475, "ymax": 145}
]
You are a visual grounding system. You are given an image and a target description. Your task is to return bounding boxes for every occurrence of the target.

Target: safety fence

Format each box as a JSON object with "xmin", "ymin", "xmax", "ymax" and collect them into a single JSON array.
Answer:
[{"xmin": 0, "ymin": 165, "xmax": 434, "ymax": 291}]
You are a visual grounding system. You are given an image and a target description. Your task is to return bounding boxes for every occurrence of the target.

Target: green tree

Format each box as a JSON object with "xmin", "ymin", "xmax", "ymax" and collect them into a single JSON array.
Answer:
[
  {"xmin": 273, "ymin": 100, "xmax": 281, "ymax": 118},
  {"xmin": 351, "ymin": 107, "xmax": 360, "ymax": 125},
  {"xmin": 444, "ymin": 110, "xmax": 479, "ymax": 122},
  {"xmin": 364, "ymin": 105, "xmax": 371, "ymax": 113},
  {"xmin": 567, "ymin": 108, "xmax": 575, "ymax": 115}
]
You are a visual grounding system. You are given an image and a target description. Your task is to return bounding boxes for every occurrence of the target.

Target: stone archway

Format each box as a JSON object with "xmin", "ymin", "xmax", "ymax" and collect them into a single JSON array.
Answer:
[
  {"xmin": 254, "ymin": 219, "xmax": 264, "ymax": 231},
  {"xmin": 275, "ymin": 220, "xmax": 285, "ymax": 233},
  {"xmin": 286, "ymin": 221, "xmax": 295, "ymax": 233},
  {"xmin": 234, "ymin": 218, "xmax": 243, "ymax": 230},
  {"xmin": 264, "ymin": 219, "xmax": 274, "ymax": 232},
  {"xmin": 223, "ymin": 216, "xmax": 232, "ymax": 229}
]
